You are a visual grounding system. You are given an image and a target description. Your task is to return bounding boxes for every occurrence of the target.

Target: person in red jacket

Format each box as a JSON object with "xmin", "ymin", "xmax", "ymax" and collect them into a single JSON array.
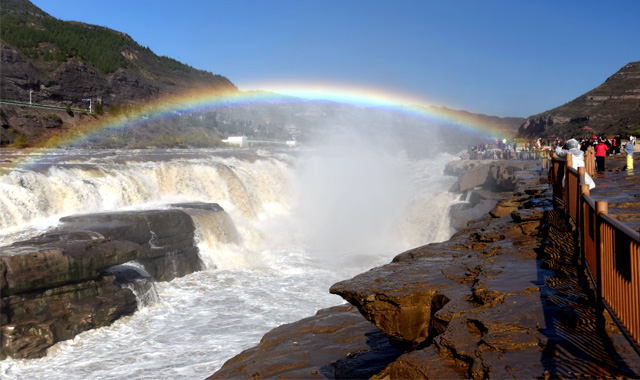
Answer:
[{"xmin": 595, "ymin": 137, "xmax": 609, "ymax": 172}]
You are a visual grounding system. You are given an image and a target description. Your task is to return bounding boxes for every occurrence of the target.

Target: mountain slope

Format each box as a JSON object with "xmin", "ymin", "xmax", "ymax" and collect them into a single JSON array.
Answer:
[
  {"xmin": 0, "ymin": 0, "xmax": 238, "ymax": 146},
  {"xmin": 518, "ymin": 61, "xmax": 640, "ymax": 138},
  {"xmin": 0, "ymin": 0, "xmax": 236, "ymax": 109}
]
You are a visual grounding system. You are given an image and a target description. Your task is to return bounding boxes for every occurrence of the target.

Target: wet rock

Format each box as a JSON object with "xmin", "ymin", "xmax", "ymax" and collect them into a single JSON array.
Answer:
[
  {"xmin": 207, "ymin": 305, "xmax": 403, "ymax": 379},
  {"xmin": 170, "ymin": 202, "xmax": 225, "ymax": 212},
  {"xmin": 1, "ymin": 239, "xmax": 139, "ymax": 296},
  {"xmin": 59, "ymin": 208, "xmax": 204, "ymax": 281},
  {"xmin": 0, "ymin": 238, "xmax": 139, "ymax": 359},
  {"xmin": 457, "ymin": 163, "xmax": 492, "ymax": 192},
  {"xmin": 371, "ymin": 346, "xmax": 464, "ymax": 379},
  {"xmin": 1, "ymin": 274, "xmax": 136, "ymax": 359},
  {"xmin": 330, "ymin": 254, "xmax": 466, "ymax": 349},
  {"xmin": 523, "ymin": 197, "xmax": 554, "ymax": 210},
  {"xmin": 451, "ymin": 199, "xmax": 499, "ymax": 230},
  {"xmin": 511, "ymin": 208, "xmax": 545, "ymax": 223},
  {"xmin": 446, "ymin": 160, "xmax": 539, "ymax": 193},
  {"xmin": 489, "ymin": 194, "xmax": 530, "ymax": 218},
  {"xmin": 0, "ymin": 203, "xmax": 223, "ymax": 359}
]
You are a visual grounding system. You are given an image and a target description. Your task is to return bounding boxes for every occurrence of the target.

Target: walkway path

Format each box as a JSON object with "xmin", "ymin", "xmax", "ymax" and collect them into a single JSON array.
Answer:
[{"xmin": 588, "ymin": 153, "xmax": 640, "ymax": 232}]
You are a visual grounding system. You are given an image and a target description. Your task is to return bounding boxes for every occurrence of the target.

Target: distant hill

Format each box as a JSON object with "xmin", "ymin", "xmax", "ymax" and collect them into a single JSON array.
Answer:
[
  {"xmin": 419, "ymin": 105, "xmax": 524, "ymax": 140},
  {"xmin": 518, "ymin": 61, "xmax": 640, "ymax": 138}
]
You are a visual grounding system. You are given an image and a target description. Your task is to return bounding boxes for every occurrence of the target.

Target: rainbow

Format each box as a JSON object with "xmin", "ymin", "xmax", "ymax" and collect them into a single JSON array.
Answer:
[{"xmin": 2, "ymin": 84, "xmax": 509, "ymax": 171}]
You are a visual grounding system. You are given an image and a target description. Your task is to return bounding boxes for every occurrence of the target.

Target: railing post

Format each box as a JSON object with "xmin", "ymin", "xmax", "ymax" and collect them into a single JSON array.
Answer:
[
  {"xmin": 577, "ymin": 167, "xmax": 585, "ymax": 223},
  {"xmin": 588, "ymin": 146, "xmax": 596, "ymax": 177},
  {"xmin": 579, "ymin": 181, "xmax": 590, "ymax": 266},
  {"xmin": 565, "ymin": 154, "xmax": 573, "ymax": 213},
  {"xmin": 595, "ymin": 201, "xmax": 608, "ymax": 321}
]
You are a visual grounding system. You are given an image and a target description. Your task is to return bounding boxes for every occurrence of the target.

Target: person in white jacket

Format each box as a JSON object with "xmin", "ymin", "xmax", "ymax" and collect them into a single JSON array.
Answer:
[{"xmin": 555, "ymin": 139, "xmax": 596, "ymax": 189}]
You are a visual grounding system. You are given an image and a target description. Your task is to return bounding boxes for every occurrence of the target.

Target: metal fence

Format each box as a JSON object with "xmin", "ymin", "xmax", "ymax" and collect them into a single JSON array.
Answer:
[{"xmin": 551, "ymin": 154, "xmax": 640, "ymax": 355}]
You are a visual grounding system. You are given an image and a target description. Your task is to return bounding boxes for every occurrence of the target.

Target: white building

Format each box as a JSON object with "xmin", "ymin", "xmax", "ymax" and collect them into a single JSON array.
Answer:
[{"xmin": 222, "ymin": 136, "xmax": 248, "ymax": 147}]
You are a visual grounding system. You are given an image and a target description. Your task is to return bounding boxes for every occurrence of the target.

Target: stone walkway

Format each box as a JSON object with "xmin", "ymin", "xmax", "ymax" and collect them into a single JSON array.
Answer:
[{"xmin": 589, "ymin": 153, "xmax": 640, "ymax": 232}]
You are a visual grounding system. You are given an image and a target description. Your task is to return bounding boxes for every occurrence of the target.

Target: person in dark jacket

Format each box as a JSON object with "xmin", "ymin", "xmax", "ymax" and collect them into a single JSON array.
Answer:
[{"xmin": 614, "ymin": 134, "xmax": 622, "ymax": 155}]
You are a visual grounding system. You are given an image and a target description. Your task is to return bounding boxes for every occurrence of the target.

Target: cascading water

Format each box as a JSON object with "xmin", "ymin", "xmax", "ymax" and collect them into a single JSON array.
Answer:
[
  {"xmin": 0, "ymin": 145, "xmax": 460, "ymax": 380},
  {"xmin": 107, "ymin": 262, "xmax": 160, "ymax": 309}
]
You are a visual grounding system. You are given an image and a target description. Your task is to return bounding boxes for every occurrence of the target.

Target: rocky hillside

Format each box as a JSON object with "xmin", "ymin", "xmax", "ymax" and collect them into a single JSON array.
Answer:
[
  {"xmin": 0, "ymin": 0, "xmax": 236, "ymax": 146},
  {"xmin": 0, "ymin": 0, "xmax": 236, "ymax": 107},
  {"xmin": 518, "ymin": 61, "xmax": 640, "ymax": 138}
]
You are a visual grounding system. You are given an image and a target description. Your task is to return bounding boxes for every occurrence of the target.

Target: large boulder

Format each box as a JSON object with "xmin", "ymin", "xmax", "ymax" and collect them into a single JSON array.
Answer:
[
  {"xmin": 1, "ymin": 274, "xmax": 137, "ymax": 359},
  {"xmin": 445, "ymin": 160, "xmax": 540, "ymax": 193},
  {"xmin": 0, "ymin": 238, "xmax": 140, "ymax": 359},
  {"xmin": 1, "ymin": 238, "xmax": 138, "ymax": 296},
  {"xmin": 59, "ymin": 208, "xmax": 204, "ymax": 281},
  {"xmin": 0, "ymin": 203, "xmax": 225, "ymax": 359},
  {"xmin": 330, "ymin": 249, "xmax": 468, "ymax": 349}
]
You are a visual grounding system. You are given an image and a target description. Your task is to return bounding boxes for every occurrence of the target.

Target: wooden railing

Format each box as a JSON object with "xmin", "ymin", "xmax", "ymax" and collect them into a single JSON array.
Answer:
[
  {"xmin": 550, "ymin": 154, "xmax": 640, "ymax": 355},
  {"xmin": 584, "ymin": 146, "xmax": 596, "ymax": 177}
]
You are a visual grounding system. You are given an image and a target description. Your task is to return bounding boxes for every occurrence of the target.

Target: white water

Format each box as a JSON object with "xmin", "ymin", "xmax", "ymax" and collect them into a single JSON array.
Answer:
[{"xmin": 0, "ymin": 144, "xmax": 459, "ymax": 380}]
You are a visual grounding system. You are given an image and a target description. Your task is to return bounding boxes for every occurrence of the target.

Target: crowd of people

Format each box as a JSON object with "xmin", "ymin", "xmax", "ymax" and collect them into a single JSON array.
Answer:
[
  {"xmin": 467, "ymin": 134, "xmax": 636, "ymax": 172},
  {"xmin": 467, "ymin": 138, "xmax": 546, "ymax": 160},
  {"xmin": 553, "ymin": 134, "xmax": 635, "ymax": 172}
]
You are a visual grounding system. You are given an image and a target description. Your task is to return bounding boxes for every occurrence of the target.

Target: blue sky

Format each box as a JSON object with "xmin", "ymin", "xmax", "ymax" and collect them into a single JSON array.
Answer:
[{"xmin": 30, "ymin": 0, "xmax": 640, "ymax": 117}]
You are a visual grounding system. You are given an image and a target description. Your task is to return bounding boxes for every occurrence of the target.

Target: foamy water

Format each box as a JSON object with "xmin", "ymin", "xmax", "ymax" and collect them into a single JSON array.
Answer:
[{"xmin": 0, "ymin": 145, "xmax": 459, "ymax": 380}]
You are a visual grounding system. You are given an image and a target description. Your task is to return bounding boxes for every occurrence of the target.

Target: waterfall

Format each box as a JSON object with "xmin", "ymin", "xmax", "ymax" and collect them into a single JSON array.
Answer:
[
  {"xmin": 0, "ymin": 147, "xmax": 462, "ymax": 380},
  {"xmin": 182, "ymin": 207, "xmax": 243, "ymax": 269},
  {"xmin": 0, "ymin": 149, "xmax": 293, "ymax": 246},
  {"xmin": 106, "ymin": 261, "xmax": 159, "ymax": 309}
]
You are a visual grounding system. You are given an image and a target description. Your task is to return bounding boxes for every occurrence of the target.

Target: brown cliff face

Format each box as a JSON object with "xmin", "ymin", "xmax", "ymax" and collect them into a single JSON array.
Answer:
[{"xmin": 518, "ymin": 61, "xmax": 640, "ymax": 138}]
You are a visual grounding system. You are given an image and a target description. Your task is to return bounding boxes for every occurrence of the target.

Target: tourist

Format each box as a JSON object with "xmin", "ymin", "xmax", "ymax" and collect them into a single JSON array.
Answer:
[
  {"xmin": 594, "ymin": 137, "xmax": 609, "ymax": 172},
  {"xmin": 623, "ymin": 139, "xmax": 634, "ymax": 170},
  {"xmin": 555, "ymin": 139, "xmax": 596, "ymax": 189},
  {"xmin": 604, "ymin": 137, "xmax": 612, "ymax": 156},
  {"xmin": 580, "ymin": 139, "xmax": 590, "ymax": 151},
  {"xmin": 614, "ymin": 134, "xmax": 622, "ymax": 155}
]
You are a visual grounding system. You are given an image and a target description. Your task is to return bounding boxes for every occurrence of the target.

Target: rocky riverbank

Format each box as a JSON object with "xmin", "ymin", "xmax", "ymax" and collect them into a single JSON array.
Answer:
[
  {"xmin": 0, "ymin": 202, "xmax": 223, "ymax": 359},
  {"xmin": 209, "ymin": 160, "xmax": 640, "ymax": 379}
]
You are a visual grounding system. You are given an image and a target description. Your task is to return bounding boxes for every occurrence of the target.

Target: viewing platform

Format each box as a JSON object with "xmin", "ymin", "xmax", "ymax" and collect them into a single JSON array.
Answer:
[
  {"xmin": 550, "ymin": 150, "xmax": 640, "ymax": 362},
  {"xmin": 589, "ymin": 154, "xmax": 640, "ymax": 232}
]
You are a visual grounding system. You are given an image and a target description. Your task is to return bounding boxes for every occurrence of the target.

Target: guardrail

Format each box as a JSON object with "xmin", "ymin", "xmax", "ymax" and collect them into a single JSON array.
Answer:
[
  {"xmin": 551, "ymin": 153, "xmax": 640, "ymax": 356},
  {"xmin": 0, "ymin": 99, "xmax": 86, "ymax": 113}
]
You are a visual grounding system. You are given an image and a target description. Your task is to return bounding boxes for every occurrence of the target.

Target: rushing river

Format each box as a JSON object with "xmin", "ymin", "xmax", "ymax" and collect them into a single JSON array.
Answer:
[{"xmin": 0, "ymin": 142, "xmax": 459, "ymax": 379}]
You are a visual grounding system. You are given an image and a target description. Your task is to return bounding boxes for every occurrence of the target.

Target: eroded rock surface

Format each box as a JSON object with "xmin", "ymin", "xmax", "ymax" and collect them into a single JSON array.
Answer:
[
  {"xmin": 0, "ymin": 202, "xmax": 225, "ymax": 359},
  {"xmin": 59, "ymin": 208, "xmax": 203, "ymax": 282},
  {"xmin": 208, "ymin": 305, "xmax": 403, "ymax": 380}
]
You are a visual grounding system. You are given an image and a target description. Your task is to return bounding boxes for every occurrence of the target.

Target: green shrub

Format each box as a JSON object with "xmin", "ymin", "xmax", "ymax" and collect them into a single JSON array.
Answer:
[{"xmin": 13, "ymin": 134, "xmax": 28, "ymax": 148}]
